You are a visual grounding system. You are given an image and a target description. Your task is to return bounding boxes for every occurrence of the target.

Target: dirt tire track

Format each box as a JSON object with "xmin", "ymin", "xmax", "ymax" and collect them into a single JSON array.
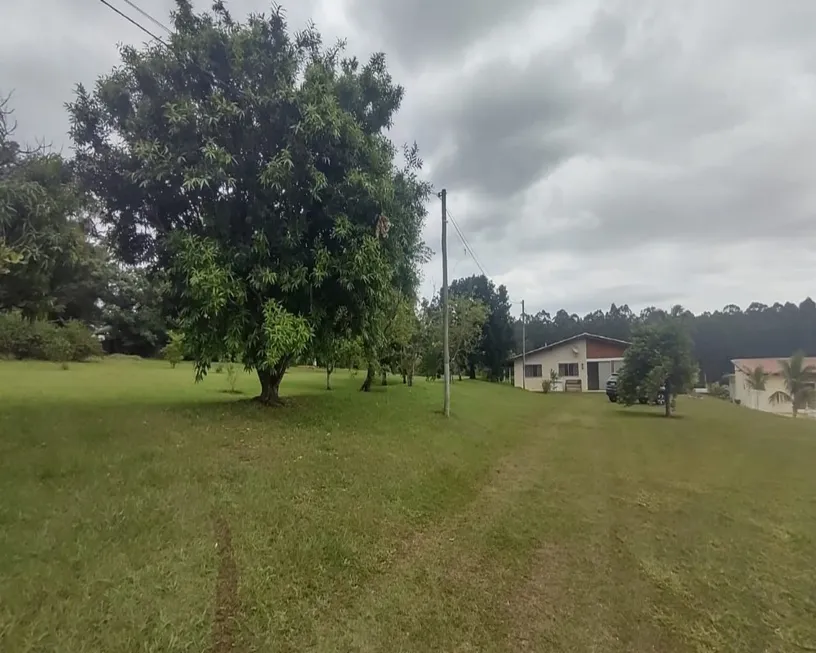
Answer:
[{"xmin": 211, "ymin": 515, "xmax": 239, "ymax": 653}]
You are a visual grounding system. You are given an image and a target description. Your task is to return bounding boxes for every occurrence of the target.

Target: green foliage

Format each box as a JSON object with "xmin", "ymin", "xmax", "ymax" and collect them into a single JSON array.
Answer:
[
  {"xmin": 62, "ymin": 320, "xmax": 103, "ymax": 361},
  {"xmin": 449, "ymin": 296, "xmax": 489, "ymax": 379},
  {"xmin": 100, "ymin": 266, "xmax": 168, "ymax": 357},
  {"xmin": 414, "ymin": 293, "xmax": 488, "ymax": 382},
  {"xmin": 707, "ymin": 383, "xmax": 731, "ymax": 400},
  {"xmin": 225, "ymin": 361, "xmax": 240, "ymax": 394},
  {"xmin": 541, "ymin": 379, "xmax": 553, "ymax": 393},
  {"xmin": 41, "ymin": 334, "xmax": 73, "ymax": 368},
  {"xmin": 618, "ymin": 320, "xmax": 698, "ymax": 416},
  {"xmin": 161, "ymin": 331, "xmax": 185, "ymax": 368},
  {"xmin": 768, "ymin": 351, "xmax": 816, "ymax": 416},
  {"xmin": 0, "ymin": 95, "xmax": 107, "ymax": 323},
  {"xmin": 69, "ymin": 3, "xmax": 427, "ymax": 403},
  {"xmin": 0, "ymin": 311, "xmax": 100, "ymax": 361},
  {"xmin": 450, "ymin": 275, "xmax": 514, "ymax": 380}
]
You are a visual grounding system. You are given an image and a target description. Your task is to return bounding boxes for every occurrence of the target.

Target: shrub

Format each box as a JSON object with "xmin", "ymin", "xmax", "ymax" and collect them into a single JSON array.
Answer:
[
  {"xmin": 41, "ymin": 333, "xmax": 73, "ymax": 368},
  {"xmin": 0, "ymin": 311, "xmax": 101, "ymax": 361},
  {"xmin": 62, "ymin": 320, "xmax": 103, "ymax": 361},
  {"xmin": 541, "ymin": 379, "xmax": 553, "ymax": 393},
  {"xmin": 161, "ymin": 331, "xmax": 185, "ymax": 368},
  {"xmin": 708, "ymin": 383, "xmax": 731, "ymax": 401},
  {"xmin": 214, "ymin": 362, "xmax": 224, "ymax": 374}
]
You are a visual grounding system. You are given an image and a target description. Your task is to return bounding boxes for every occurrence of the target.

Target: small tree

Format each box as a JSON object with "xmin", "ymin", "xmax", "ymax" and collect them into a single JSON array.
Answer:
[
  {"xmin": 225, "ymin": 361, "xmax": 240, "ymax": 394},
  {"xmin": 448, "ymin": 296, "xmax": 488, "ymax": 380},
  {"xmin": 768, "ymin": 352, "xmax": 816, "ymax": 417},
  {"xmin": 315, "ymin": 328, "xmax": 363, "ymax": 391},
  {"xmin": 618, "ymin": 320, "xmax": 697, "ymax": 417},
  {"xmin": 161, "ymin": 331, "xmax": 185, "ymax": 369},
  {"xmin": 388, "ymin": 300, "xmax": 419, "ymax": 386},
  {"xmin": 745, "ymin": 365, "xmax": 769, "ymax": 410}
]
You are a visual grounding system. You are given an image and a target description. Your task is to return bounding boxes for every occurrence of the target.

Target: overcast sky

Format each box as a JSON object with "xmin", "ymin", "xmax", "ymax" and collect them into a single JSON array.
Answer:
[{"xmin": 5, "ymin": 0, "xmax": 815, "ymax": 316}]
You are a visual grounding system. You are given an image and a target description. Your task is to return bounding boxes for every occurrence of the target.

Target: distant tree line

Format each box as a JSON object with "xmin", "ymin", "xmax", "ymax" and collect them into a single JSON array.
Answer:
[{"xmin": 514, "ymin": 300, "xmax": 816, "ymax": 382}]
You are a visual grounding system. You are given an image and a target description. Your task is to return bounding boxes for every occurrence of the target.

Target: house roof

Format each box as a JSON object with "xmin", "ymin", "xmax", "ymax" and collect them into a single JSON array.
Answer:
[
  {"xmin": 509, "ymin": 333, "xmax": 631, "ymax": 361},
  {"xmin": 732, "ymin": 357, "xmax": 816, "ymax": 375}
]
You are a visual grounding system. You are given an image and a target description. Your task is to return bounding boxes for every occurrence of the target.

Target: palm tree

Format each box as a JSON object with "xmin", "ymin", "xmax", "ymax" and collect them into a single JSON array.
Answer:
[
  {"xmin": 745, "ymin": 365, "xmax": 768, "ymax": 410},
  {"xmin": 768, "ymin": 352, "xmax": 816, "ymax": 417}
]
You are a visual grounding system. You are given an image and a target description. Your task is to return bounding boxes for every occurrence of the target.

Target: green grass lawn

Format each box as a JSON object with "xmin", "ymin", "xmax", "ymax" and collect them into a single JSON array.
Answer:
[{"xmin": 1, "ymin": 359, "xmax": 815, "ymax": 652}]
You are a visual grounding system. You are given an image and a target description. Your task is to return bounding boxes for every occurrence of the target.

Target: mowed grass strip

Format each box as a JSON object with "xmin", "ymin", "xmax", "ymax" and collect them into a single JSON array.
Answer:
[{"xmin": 1, "ymin": 359, "xmax": 815, "ymax": 652}]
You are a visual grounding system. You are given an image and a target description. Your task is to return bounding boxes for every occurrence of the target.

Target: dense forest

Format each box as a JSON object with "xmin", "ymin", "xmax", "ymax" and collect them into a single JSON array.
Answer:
[{"xmin": 513, "ymin": 300, "xmax": 816, "ymax": 382}]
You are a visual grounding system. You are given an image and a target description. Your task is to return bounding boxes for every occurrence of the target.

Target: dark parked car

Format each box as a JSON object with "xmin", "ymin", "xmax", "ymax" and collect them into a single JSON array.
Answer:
[
  {"xmin": 606, "ymin": 372, "xmax": 666, "ymax": 405},
  {"xmin": 605, "ymin": 372, "xmax": 620, "ymax": 402}
]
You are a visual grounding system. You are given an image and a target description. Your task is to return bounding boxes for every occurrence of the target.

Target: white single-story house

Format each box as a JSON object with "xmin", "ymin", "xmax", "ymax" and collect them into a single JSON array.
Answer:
[
  {"xmin": 732, "ymin": 357, "xmax": 816, "ymax": 413},
  {"xmin": 511, "ymin": 333, "xmax": 630, "ymax": 392}
]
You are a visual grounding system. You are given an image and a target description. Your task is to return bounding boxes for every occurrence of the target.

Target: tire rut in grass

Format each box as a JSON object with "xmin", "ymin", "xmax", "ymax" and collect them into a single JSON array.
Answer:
[
  {"xmin": 394, "ymin": 426, "xmax": 557, "ymax": 570},
  {"xmin": 316, "ymin": 422, "xmax": 561, "ymax": 648},
  {"xmin": 211, "ymin": 515, "xmax": 239, "ymax": 653}
]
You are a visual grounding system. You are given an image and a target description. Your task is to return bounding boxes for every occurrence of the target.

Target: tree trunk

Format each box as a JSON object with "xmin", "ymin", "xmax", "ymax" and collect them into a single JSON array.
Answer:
[
  {"xmin": 468, "ymin": 364, "xmax": 476, "ymax": 380},
  {"xmin": 664, "ymin": 380, "xmax": 672, "ymax": 417},
  {"xmin": 257, "ymin": 367, "xmax": 284, "ymax": 405},
  {"xmin": 326, "ymin": 366, "xmax": 333, "ymax": 391},
  {"xmin": 408, "ymin": 371, "xmax": 413, "ymax": 387},
  {"xmin": 360, "ymin": 365, "xmax": 374, "ymax": 392},
  {"xmin": 402, "ymin": 373, "xmax": 407, "ymax": 384},
  {"xmin": 381, "ymin": 369, "xmax": 388, "ymax": 386}
]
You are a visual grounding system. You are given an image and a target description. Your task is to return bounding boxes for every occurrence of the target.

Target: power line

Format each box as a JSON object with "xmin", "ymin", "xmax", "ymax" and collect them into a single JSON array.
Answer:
[
  {"xmin": 95, "ymin": 0, "xmax": 246, "ymax": 100},
  {"xmin": 447, "ymin": 213, "xmax": 483, "ymax": 274},
  {"xmin": 119, "ymin": 0, "xmax": 173, "ymax": 34},
  {"xmin": 96, "ymin": 0, "xmax": 169, "ymax": 45},
  {"xmin": 446, "ymin": 209, "xmax": 489, "ymax": 279}
]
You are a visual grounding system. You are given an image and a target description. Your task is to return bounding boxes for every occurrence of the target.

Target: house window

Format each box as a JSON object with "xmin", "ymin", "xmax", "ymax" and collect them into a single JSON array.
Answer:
[
  {"xmin": 524, "ymin": 364, "xmax": 543, "ymax": 378},
  {"xmin": 558, "ymin": 363, "xmax": 579, "ymax": 377}
]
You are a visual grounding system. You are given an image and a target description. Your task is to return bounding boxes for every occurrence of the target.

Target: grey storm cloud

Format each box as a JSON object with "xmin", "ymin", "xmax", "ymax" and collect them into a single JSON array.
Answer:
[
  {"xmin": 4, "ymin": 0, "xmax": 816, "ymax": 315},
  {"xmin": 344, "ymin": 0, "xmax": 546, "ymax": 70}
]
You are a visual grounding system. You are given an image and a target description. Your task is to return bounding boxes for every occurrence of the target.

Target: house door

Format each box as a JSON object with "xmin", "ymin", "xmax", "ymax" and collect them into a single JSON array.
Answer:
[{"xmin": 587, "ymin": 362, "xmax": 600, "ymax": 391}]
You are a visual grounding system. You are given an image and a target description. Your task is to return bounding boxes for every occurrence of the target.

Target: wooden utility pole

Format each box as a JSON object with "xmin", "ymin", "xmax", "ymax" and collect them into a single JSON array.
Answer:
[
  {"xmin": 440, "ymin": 188, "xmax": 451, "ymax": 417},
  {"xmin": 521, "ymin": 299, "xmax": 526, "ymax": 390}
]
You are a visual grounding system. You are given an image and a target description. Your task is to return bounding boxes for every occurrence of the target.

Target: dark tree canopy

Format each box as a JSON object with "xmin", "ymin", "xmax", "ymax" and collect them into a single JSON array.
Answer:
[
  {"xmin": 0, "ymin": 96, "xmax": 107, "ymax": 323},
  {"xmin": 99, "ymin": 266, "xmax": 168, "ymax": 357},
  {"xmin": 449, "ymin": 274, "xmax": 514, "ymax": 381},
  {"xmin": 69, "ymin": 1, "xmax": 428, "ymax": 401}
]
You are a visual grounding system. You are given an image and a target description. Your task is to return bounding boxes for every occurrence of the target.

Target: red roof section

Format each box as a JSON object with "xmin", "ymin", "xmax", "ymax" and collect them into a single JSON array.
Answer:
[
  {"xmin": 511, "ymin": 333, "xmax": 630, "ymax": 360},
  {"xmin": 732, "ymin": 357, "xmax": 816, "ymax": 375}
]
